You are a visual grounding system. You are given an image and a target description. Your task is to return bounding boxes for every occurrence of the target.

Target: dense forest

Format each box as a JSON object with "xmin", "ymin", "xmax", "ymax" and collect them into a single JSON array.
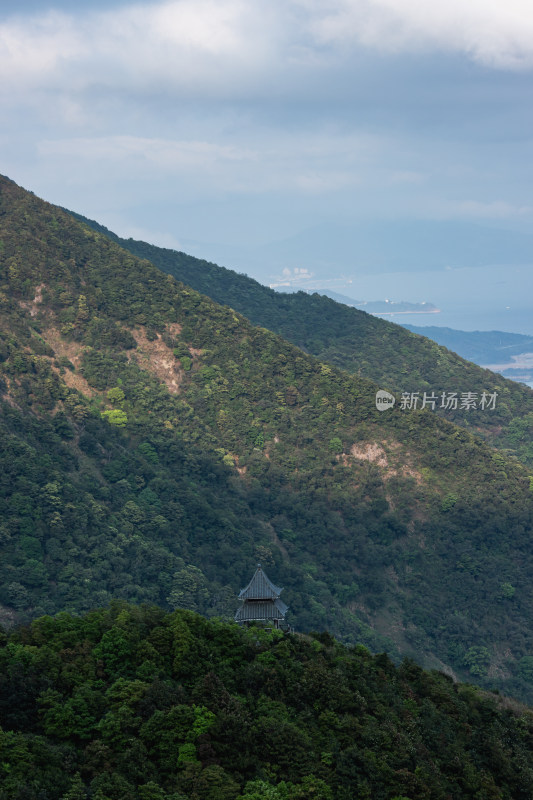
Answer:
[
  {"xmin": 2, "ymin": 604, "xmax": 533, "ymax": 800},
  {"xmin": 68, "ymin": 211, "xmax": 533, "ymax": 467},
  {"xmin": 1, "ymin": 175, "xmax": 533, "ymax": 703}
]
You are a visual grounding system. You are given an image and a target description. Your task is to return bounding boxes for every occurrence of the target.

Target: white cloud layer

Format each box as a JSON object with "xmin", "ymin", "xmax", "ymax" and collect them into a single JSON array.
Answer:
[
  {"xmin": 305, "ymin": 0, "xmax": 533, "ymax": 68},
  {"xmin": 1, "ymin": 0, "xmax": 533, "ymax": 104}
]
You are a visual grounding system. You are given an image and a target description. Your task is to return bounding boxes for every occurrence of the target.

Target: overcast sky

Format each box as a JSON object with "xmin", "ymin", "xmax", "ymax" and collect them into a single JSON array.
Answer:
[{"xmin": 2, "ymin": 0, "xmax": 533, "ymax": 300}]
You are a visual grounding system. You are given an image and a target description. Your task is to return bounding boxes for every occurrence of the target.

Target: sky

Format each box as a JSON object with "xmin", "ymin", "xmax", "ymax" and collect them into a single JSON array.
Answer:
[{"xmin": 2, "ymin": 0, "xmax": 533, "ymax": 330}]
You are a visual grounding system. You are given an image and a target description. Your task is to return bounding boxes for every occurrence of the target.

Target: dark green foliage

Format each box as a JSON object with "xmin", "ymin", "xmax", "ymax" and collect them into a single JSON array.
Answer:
[
  {"xmin": 1, "ymin": 606, "xmax": 533, "ymax": 799},
  {"xmin": 1, "ymin": 175, "xmax": 533, "ymax": 703}
]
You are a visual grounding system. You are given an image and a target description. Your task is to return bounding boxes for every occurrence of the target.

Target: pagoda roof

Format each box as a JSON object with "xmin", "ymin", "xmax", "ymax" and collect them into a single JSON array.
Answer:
[
  {"xmin": 238, "ymin": 565, "xmax": 283, "ymax": 600},
  {"xmin": 234, "ymin": 597, "xmax": 288, "ymax": 622}
]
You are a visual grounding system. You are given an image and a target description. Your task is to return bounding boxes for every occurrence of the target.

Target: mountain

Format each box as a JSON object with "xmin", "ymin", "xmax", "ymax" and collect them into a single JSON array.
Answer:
[
  {"xmin": 2, "ymin": 604, "xmax": 533, "ymax": 800},
  {"xmin": 316, "ymin": 292, "xmax": 440, "ymax": 315},
  {"xmin": 403, "ymin": 325, "xmax": 533, "ymax": 384},
  {"xmin": 2, "ymin": 175, "xmax": 533, "ymax": 703},
  {"xmin": 165, "ymin": 218, "xmax": 533, "ymax": 279},
  {"xmin": 68, "ymin": 210, "xmax": 533, "ymax": 467}
]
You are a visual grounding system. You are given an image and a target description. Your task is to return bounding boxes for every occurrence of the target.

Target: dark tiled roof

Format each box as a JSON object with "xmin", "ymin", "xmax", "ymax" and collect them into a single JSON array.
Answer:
[
  {"xmin": 238, "ymin": 565, "xmax": 282, "ymax": 600},
  {"xmin": 235, "ymin": 598, "xmax": 288, "ymax": 622}
]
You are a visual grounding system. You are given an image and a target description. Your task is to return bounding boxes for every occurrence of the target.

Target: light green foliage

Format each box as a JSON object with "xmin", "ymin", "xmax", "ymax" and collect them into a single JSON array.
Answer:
[
  {"xmin": 177, "ymin": 742, "xmax": 198, "ymax": 767},
  {"xmin": 191, "ymin": 704, "xmax": 216, "ymax": 738},
  {"xmin": 167, "ymin": 566, "xmax": 209, "ymax": 612},
  {"xmin": 290, "ymin": 776, "xmax": 333, "ymax": 799},
  {"xmin": 137, "ymin": 441, "xmax": 159, "ymax": 463},
  {"xmin": 137, "ymin": 783, "xmax": 166, "ymax": 800},
  {"xmin": 499, "ymin": 582, "xmax": 516, "ymax": 600},
  {"xmin": 238, "ymin": 780, "xmax": 291, "ymax": 799},
  {"xmin": 101, "ymin": 408, "xmax": 128, "ymax": 426},
  {"xmin": 463, "ymin": 646, "xmax": 491, "ymax": 677},
  {"xmin": 59, "ymin": 773, "xmax": 88, "ymax": 800},
  {"xmin": 441, "ymin": 492, "xmax": 458, "ymax": 512},
  {"xmin": 107, "ymin": 386, "xmax": 125, "ymax": 405},
  {"xmin": 328, "ymin": 437, "xmax": 343, "ymax": 453}
]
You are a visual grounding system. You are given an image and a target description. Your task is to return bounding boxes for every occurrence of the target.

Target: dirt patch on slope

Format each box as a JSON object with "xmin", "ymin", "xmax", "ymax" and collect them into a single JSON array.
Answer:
[
  {"xmin": 59, "ymin": 368, "xmax": 96, "ymax": 397},
  {"xmin": 131, "ymin": 328, "xmax": 184, "ymax": 395},
  {"xmin": 39, "ymin": 327, "xmax": 96, "ymax": 397},
  {"xmin": 19, "ymin": 283, "xmax": 45, "ymax": 317},
  {"xmin": 167, "ymin": 322, "xmax": 182, "ymax": 337},
  {"xmin": 349, "ymin": 440, "xmax": 424, "ymax": 484},
  {"xmin": 41, "ymin": 327, "xmax": 84, "ymax": 368},
  {"xmin": 41, "ymin": 330, "xmax": 94, "ymax": 396},
  {"xmin": 350, "ymin": 442, "xmax": 389, "ymax": 467}
]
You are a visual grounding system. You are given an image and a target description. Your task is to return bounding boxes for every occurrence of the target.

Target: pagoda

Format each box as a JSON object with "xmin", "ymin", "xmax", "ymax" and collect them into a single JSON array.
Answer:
[{"xmin": 235, "ymin": 564, "xmax": 288, "ymax": 629}]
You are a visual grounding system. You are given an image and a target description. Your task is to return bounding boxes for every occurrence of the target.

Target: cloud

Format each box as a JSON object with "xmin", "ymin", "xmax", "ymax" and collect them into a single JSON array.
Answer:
[
  {"xmin": 303, "ymin": 0, "xmax": 533, "ymax": 69},
  {"xmin": 1, "ymin": 0, "xmax": 533, "ymax": 110},
  {"xmin": 0, "ymin": 1, "xmax": 288, "ymax": 98},
  {"xmin": 2, "ymin": 0, "xmax": 532, "ymax": 257},
  {"xmin": 37, "ymin": 131, "xmax": 374, "ymax": 196}
]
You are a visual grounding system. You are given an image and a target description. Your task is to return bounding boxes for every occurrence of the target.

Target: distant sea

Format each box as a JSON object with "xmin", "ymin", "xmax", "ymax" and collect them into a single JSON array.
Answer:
[
  {"xmin": 377, "ymin": 307, "xmax": 533, "ymax": 337},
  {"xmin": 322, "ymin": 263, "xmax": 533, "ymax": 389},
  {"xmin": 344, "ymin": 263, "xmax": 533, "ymax": 337}
]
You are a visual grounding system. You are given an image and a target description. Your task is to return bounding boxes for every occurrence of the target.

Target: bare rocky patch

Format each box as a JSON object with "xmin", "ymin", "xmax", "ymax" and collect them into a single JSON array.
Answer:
[
  {"xmin": 131, "ymin": 328, "xmax": 184, "ymax": 395},
  {"xmin": 19, "ymin": 283, "xmax": 45, "ymax": 317},
  {"xmin": 39, "ymin": 327, "xmax": 96, "ymax": 398},
  {"xmin": 348, "ymin": 439, "xmax": 424, "ymax": 484},
  {"xmin": 350, "ymin": 442, "xmax": 389, "ymax": 467},
  {"xmin": 40, "ymin": 327, "xmax": 84, "ymax": 369}
]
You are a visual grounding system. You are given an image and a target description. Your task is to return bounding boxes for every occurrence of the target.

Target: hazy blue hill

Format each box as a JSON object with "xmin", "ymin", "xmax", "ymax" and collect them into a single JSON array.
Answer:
[
  {"xmin": 173, "ymin": 218, "xmax": 533, "ymax": 277},
  {"xmin": 290, "ymin": 288, "xmax": 439, "ymax": 315},
  {"xmin": 404, "ymin": 324, "xmax": 533, "ymax": 365},
  {"xmin": 69, "ymin": 209, "xmax": 533, "ymax": 467},
  {"xmin": 259, "ymin": 218, "xmax": 533, "ymax": 271}
]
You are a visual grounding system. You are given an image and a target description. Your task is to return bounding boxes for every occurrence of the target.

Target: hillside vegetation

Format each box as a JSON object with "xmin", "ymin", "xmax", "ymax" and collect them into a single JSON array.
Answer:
[
  {"xmin": 1, "ymin": 176, "xmax": 533, "ymax": 702},
  {"xmin": 68, "ymin": 212, "xmax": 533, "ymax": 466},
  {"xmin": 2, "ymin": 604, "xmax": 533, "ymax": 800}
]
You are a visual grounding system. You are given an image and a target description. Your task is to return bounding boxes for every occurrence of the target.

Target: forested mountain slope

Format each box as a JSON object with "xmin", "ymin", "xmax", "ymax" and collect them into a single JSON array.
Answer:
[
  {"xmin": 2, "ymin": 604, "xmax": 533, "ymax": 800},
  {"xmin": 68, "ymin": 211, "xmax": 533, "ymax": 466},
  {"xmin": 2, "ymin": 175, "xmax": 533, "ymax": 702}
]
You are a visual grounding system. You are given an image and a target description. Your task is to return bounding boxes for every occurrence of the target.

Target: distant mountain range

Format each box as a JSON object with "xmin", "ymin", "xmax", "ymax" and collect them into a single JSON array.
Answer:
[
  {"xmin": 403, "ymin": 325, "xmax": 533, "ymax": 385},
  {"xmin": 302, "ymin": 290, "xmax": 440, "ymax": 315},
  {"xmin": 177, "ymin": 218, "xmax": 533, "ymax": 282}
]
